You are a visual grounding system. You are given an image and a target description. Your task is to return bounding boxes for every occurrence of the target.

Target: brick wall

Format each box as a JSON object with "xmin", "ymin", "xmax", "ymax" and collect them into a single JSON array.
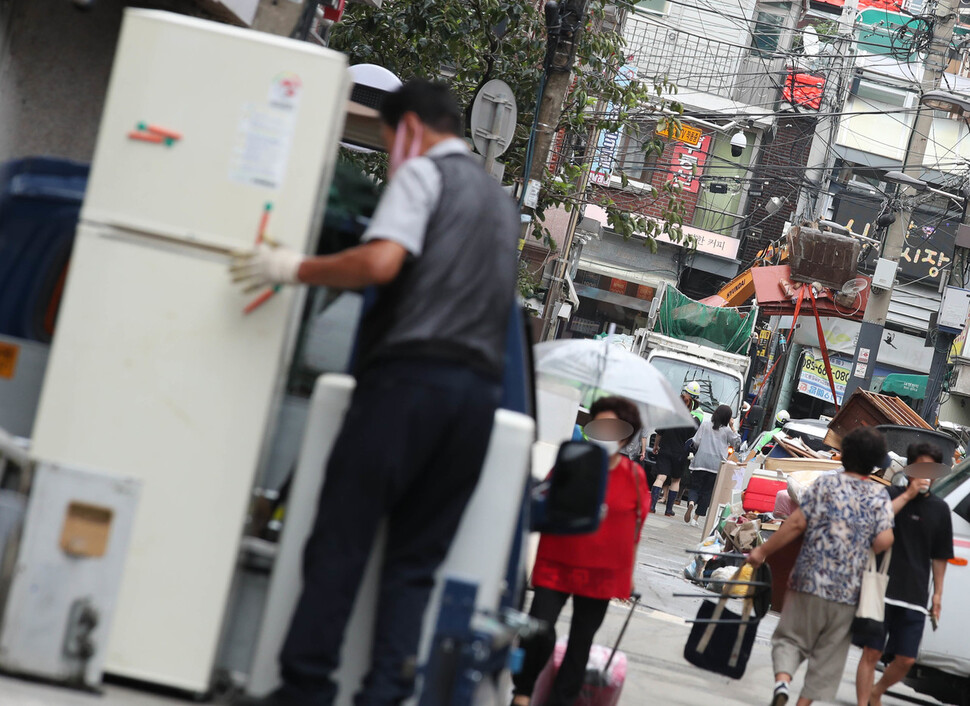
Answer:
[
  {"xmin": 589, "ymin": 126, "xmax": 711, "ymax": 224},
  {"xmin": 738, "ymin": 115, "xmax": 817, "ymax": 265}
]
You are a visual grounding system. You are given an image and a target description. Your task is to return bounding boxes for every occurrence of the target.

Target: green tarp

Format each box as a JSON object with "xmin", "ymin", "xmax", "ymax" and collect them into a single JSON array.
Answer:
[
  {"xmin": 880, "ymin": 373, "xmax": 927, "ymax": 400},
  {"xmin": 656, "ymin": 287, "xmax": 756, "ymax": 355}
]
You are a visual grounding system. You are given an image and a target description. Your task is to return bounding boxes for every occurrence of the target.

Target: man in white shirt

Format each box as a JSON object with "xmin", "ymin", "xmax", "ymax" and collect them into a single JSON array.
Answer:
[{"xmin": 231, "ymin": 80, "xmax": 519, "ymax": 706}]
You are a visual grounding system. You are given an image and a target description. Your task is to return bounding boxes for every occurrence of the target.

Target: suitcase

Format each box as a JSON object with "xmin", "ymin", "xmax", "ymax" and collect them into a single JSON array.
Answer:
[
  {"xmin": 529, "ymin": 595, "xmax": 638, "ymax": 706},
  {"xmin": 742, "ymin": 474, "xmax": 787, "ymax": 513}
]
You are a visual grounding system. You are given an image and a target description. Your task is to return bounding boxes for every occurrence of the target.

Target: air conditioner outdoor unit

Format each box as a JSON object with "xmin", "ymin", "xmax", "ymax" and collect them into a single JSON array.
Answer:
[{"xmin": 949, "ymin": 358, "xmax": 970, "ymax": 397}]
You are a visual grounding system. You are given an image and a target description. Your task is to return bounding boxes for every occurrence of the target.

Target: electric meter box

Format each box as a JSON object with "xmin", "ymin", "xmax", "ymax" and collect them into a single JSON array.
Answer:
[
  {"xmin": 938, "ymin": 286, "xmax": 970, "ymax": 333},
  {"xmin": 871, "ymin": 258, "xmax": 899, "ymax": 291}
]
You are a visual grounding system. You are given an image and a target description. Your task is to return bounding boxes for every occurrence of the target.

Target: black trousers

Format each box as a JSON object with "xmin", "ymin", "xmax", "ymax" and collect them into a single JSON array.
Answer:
[
  {"xmin": 278, "ymin": 360, "xmax": 501, "ymax": 706},
  {"xmin": 512, "ymin": 586, "xmax": 610, "ymax": 706},
  {"xmin": 687, "ymin": 469, "xmax": 717, "ymax": 517}
]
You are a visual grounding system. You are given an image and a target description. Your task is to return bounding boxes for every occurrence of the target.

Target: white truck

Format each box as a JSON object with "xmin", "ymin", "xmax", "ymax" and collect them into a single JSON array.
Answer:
[
  {"xmin": 903, "ymin": 463, "xmax": 970, "ymax": 706},
  {"xmin": 633, "ymin": 330, "xmax": 750, "ymax": 418}
]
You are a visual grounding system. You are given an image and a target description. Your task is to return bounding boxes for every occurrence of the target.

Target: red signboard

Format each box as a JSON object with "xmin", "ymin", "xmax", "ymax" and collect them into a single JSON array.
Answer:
[
  {"xmin": 814, "ymin": 0, "xmax": 898, "ymax": 9},
  {"xmin": 665, "ymin": 134, "xmax": 711, "ymax": 194},
  {"xmin": 636, "ymin": 285, "xmax": 656, "ymax": 300},
  {"xmin": 609, "ymin": 278, "xmax": 628, "ymax": 294},
  {"xmin": 322, "ymin": 0, "xmax": 346, "ymax": 21}
]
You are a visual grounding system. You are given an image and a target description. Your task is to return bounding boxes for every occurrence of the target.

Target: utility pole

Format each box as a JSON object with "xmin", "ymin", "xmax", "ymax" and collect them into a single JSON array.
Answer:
[
  {"xmin": 529, "ymin": 0, "xmax": 591, "ymax": 341},
  {"xmin": 841, "ymin": 0, "xmax": 959, "ymax": 402},
  {"xmin": 795, "ymin": 0, "xmax": 858, "ymax": 221},
  {"xmin": 922, "ymin": 309, "xmax": 958, "ymax": 424},
  {"xmin": 538, "ymin": 122, "xmax": 597, "ymax": 340},
  {"xmin": 524, "ymin": 1, "xmax": 589, "ymax": 195},
  {"xmin": 922, "ymin": 189, "xmax": 970, "ymax": 423}
]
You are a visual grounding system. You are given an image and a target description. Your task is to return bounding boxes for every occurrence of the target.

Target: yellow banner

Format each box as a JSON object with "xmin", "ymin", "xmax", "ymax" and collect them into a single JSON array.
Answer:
[{"xmin": 657, "ymin": 123, "xmax": 703, "ymax": 146}]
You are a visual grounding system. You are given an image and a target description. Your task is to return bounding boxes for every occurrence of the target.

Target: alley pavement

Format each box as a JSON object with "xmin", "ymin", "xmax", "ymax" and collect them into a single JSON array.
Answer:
[{"xmin": 0, "ymin": 505, "xmax": 947, "ymax": 705}]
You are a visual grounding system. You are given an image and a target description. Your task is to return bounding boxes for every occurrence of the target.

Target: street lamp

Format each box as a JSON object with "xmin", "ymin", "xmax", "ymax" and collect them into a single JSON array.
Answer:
[
  {"xmin": 882, "ymin": 170, "xmax": 927, "ymax": 192},
  {"xmin": 883, "ymin": 171, "xmax": 966, "ymax": 204},
  {"xmin": 920, "ymin": 89, "xmax": 970, "ymax": 115}
]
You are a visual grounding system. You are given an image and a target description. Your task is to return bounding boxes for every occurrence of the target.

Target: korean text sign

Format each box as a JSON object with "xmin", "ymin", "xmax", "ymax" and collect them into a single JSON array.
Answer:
[{"xmin": 665, "ymin": 135, "xmax": 711, "ymax": 194}]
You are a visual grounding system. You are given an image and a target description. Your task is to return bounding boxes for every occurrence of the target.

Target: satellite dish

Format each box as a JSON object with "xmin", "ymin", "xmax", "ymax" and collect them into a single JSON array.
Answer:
[{"xmin": 803, "ymin": 26, "xmax": 820, "ymax": 57}]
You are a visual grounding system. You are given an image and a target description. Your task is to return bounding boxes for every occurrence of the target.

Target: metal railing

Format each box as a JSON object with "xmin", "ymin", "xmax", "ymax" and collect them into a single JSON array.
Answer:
[{"xmin": 624, "ymin": 13, "xmax": 783, "ymax": 107}]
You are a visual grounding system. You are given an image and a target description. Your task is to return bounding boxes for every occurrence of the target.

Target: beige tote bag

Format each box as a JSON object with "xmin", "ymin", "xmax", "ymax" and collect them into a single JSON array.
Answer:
[{"xmin": 856, "ymin": 548, "xmax": 892, "ymax": 622}]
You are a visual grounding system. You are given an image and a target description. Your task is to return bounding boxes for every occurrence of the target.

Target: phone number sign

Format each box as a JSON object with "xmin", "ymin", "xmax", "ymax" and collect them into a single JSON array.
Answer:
[{"xmin": 798, "ymin": 350, "xmax": 851, "ymax": 405}]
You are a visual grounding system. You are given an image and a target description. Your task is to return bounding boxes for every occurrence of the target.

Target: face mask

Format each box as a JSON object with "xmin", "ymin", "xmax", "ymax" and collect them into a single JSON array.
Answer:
[
  {"xmin": 590, "ymin": 438, "xmax": 621, "ymax": 456},
  {"xmin": 388, "ymin": 120, "xmax": 424, "ymax": 178}
]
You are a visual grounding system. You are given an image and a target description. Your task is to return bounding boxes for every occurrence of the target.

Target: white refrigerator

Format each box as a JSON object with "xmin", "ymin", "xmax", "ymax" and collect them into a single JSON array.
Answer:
[{"xmin": 30, "ymin": 9, "xmax": 349, "ymax": 694}]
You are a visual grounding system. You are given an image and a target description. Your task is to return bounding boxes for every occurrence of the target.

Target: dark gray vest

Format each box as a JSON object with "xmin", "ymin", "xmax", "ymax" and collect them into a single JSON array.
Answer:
[{"xmin": 356, "ymin": 152, "xmax": 519, "ymax": 377}]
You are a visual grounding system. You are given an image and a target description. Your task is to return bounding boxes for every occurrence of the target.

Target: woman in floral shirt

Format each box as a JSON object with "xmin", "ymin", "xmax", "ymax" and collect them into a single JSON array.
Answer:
[{"xmin": 748, "ymin": 427, "xmax": 895, "ymax": 706}]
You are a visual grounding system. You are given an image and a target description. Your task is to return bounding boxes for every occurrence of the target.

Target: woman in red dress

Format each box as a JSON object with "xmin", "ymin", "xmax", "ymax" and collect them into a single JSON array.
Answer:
[{"xmin": 511, "ymin": 396, "xmax": 649, "ymax": 706}]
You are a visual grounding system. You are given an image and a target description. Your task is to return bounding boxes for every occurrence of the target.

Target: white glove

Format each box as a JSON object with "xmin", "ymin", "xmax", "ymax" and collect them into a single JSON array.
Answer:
[{"xmin": 229, "ymin": 243, "xmax": 303, "ymax": 293}]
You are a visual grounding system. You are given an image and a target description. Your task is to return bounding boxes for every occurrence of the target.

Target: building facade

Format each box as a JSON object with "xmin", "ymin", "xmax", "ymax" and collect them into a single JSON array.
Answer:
[{"xmin": 553, "ymin": 0, "xmax": 810, "ymax": 338}]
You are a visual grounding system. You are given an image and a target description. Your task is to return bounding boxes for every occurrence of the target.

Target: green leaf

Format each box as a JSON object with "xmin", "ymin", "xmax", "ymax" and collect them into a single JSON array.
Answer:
[{"xmin": 330, "ymin": 0, "xmax": 686, "ymax": 254}]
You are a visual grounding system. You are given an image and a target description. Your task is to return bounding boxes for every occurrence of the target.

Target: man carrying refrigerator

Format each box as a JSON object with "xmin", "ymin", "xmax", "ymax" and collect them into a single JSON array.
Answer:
[{"xmin": 230, "ymin": 80, "xmax": 520, "ymax": 706}]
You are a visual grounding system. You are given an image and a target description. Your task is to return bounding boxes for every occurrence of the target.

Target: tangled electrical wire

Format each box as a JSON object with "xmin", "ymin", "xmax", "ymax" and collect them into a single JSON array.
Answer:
[{"xmin": 886, "ymin": 6, "xmax": 952, "ymax": 62}]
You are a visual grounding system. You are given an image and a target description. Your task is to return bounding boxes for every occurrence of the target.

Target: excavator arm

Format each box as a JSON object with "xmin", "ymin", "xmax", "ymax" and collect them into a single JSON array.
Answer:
[{"xmin": 704, "ymin": 242, "xmax": 788, "ymax": 307}]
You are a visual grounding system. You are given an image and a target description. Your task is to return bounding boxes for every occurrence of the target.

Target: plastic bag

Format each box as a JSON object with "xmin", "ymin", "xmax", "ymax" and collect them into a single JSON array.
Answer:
[
  {"xmin": 684, "ymin": 534, "xmax": 723, "ymax": 581},
  {"xmin": 707, "ymin": 566, "xmax": 737, "ymax": 592}
]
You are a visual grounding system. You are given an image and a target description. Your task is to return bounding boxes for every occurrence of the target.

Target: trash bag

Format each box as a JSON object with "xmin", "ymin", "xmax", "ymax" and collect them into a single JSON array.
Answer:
[
  {"xmin": 683, "ymin": 534, "xmax": 723, "ymax": 582},
  {"xmin": 707, "ymin": 566, "xmax": 738, "ymax": 593}
]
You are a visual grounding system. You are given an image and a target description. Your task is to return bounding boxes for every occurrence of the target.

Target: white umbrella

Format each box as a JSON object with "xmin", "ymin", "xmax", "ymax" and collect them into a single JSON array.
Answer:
[{"xmin": 534, "ymin": 337, "xmax": 696, "ymax": 431}]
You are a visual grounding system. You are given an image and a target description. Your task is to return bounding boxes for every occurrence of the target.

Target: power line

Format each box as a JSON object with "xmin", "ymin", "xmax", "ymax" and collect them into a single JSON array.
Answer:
[{"xmin": 620, "ymin": 0, "xmax": 933, "ymax": 55}]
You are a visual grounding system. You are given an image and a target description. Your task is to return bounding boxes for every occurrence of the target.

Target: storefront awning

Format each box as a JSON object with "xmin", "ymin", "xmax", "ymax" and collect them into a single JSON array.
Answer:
[
  {"xmin": 880, "ymin": 373, "xmax": 927, "ymax": 400},
  {"xmin": 577, "ymin": 259, "xmax": 678, "ymax": 289},
  {"xmin": 573, "ymin": 285, "xmax": 654, "ymax": 313}
]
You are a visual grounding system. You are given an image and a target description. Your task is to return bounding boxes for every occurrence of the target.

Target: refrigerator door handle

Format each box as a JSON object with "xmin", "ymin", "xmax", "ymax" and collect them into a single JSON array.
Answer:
[{"xmin": 81, "ymin": 219, "xmax": 239, "ymax": 260}]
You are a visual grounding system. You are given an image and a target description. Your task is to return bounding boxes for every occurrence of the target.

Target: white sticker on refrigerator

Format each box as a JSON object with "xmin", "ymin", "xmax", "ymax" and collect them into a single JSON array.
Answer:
[{"xmin": 229, "ymin": 102, "xmax": 297, "ymax": 190}]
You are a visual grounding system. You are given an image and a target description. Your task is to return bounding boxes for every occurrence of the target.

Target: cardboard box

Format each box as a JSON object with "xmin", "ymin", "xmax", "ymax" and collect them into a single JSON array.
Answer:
[
  {"xmin": 764, "ymin": 457, "xmax": 843, "ymax": 473},
  {"xmin": 702, "ymin": 462, "xmax": 745, "ymax": 537}
]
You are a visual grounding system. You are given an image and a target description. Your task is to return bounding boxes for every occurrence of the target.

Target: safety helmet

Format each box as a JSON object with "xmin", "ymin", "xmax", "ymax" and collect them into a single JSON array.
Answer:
[
  {"xmin": 775, "ymin": 409, "xmax": 790, "ymax": 426},
  {"xmin": 683, "ymin": 381, "xmax": 702, "ymax": 400}
]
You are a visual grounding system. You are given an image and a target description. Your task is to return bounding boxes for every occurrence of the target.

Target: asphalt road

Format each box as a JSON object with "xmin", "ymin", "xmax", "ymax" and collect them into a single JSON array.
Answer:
[
  {"xmin": 600, "ymin": 506, "xmax": 946, "ymax": 706},
  {"xmin": 0, "ymin": 502, "xmax": 947, "ymax": 706}
]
